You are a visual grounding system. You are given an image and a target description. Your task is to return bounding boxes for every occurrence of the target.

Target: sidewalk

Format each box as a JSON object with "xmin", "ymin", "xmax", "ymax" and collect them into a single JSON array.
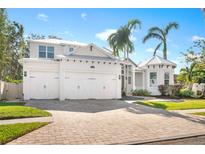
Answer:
[
  {"xmin": 171, "ymin": 108, "xmax": 205, "ymax": 114},
  {"xmin": 0, "ymin": 116, "xmax": 53, "ymax": 125}
]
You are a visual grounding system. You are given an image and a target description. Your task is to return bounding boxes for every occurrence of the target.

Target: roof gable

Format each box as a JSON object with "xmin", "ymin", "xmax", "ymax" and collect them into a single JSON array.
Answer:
[{"xmin": 138, "ymin": 55, "xmax": 176, "ymax": 67}]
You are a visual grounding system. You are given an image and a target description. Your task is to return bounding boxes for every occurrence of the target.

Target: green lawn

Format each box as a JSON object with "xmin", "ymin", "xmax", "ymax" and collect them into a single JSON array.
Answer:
[
  {"xmin": 0, "ymin": 102, "xmax": 51, "ymax": 120},
  {"xmin": 0, "ymin": 122, "xmax": 48, "ymax": 144},
  {"xmin": 192, "ymin": 112, "xmax": 205, "ymax": 116},
  {"xmin": 0, "ymin": 102, "xmax": 25, "ymax": 106},
  {"xmin": 136, "ymin": 99, "xmax": 205, "ymax": 110}
]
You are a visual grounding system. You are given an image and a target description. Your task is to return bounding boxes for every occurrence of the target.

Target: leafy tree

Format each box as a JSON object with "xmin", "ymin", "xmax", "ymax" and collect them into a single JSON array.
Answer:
[
  {"xmin": 143, "ymin": 22, "xmax": 179, "ymax": 59},
  {"xmin": 0, "ymin": 9, "xmax": 26, "ymax": 81},
  {"xmin": 178, "ymin": 39, "xmax": 205, "ymax": 86},
  {"xmin": 107, "ymin": 19, "xmax": 141, "ymax": 59}
]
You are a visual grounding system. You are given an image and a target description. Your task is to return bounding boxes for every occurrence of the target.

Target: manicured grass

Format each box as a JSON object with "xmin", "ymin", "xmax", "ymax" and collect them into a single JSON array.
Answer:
[
  {"xmin": 0, "ymin": 122, "xmax": 48, "ymax": 144},
  {"xmin": 192, "ymin": 112, "xmax": 205, "ymax": 116},
  {"xmin": 0, "ymin": 106, "xmax": 51, "ymax": 120},
  {"xmin": 136, "ymin": 99, "xmax": 205, "ymax": 110},
  {"xmin": 0, "ymin": 102, "xmax": 25, "ymax": 106},
  {"xmin": 0, "ymin": 102, "xmax": 51, "ymax": 120}
]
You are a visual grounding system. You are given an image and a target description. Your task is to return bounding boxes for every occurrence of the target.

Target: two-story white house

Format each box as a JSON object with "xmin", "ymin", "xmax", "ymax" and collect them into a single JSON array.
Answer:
[
  {"xmin": 23, "ymin": 39, "xmax": 122, "ymax": 100},
  {"xmin": 23, "ymin": 38, "xmax": 176, "ymax": 100}
]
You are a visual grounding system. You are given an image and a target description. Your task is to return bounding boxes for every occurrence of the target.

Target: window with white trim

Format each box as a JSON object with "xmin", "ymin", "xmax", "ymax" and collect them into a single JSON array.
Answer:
[
  {"xmin": 39, "ymin": 45, "xmax": 46, "ymax": 58},
  {"xmin": 164, "ymin": 72, "xmax": 170, "ymax": 85},
  {"xmin": 47, "ymin": 46, "xmax": 54, "ymax": 58},
  {"xmin": 128, "ymin": 76, "xmax": 132, "ymax": 84},
  {"xmin": 39, "ymin": 45, "xmax": 54, "ymax": 58},
  {"xmin": 150, "ymin": 72, "xmax": 157, "ymax": 87}
]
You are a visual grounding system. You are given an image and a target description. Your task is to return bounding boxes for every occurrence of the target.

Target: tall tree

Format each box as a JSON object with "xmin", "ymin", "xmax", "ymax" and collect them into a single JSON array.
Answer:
[
  {"xmin": 0, "ymin": 9, "xmax": 26, "ymax": 81},
  {"xmin": 143, "ymin": 22, "xmax": 179, "ymax": 59},
  {"xmin": 107, "ymin": 19, "xmax": 141, "ymax": 59}
]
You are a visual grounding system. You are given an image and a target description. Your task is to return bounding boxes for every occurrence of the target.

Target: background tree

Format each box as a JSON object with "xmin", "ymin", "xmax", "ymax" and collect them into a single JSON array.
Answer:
[
  {"xmin": 143, "ymin": 22, "xmax": 179, "ymax": 59},
  {"xmin": 0, "ymin": 9, "xmax": 26, "ymax": 82},
  {"xmin": 177, "ymin": 39, "xmax": 205, "ymax": 87}
]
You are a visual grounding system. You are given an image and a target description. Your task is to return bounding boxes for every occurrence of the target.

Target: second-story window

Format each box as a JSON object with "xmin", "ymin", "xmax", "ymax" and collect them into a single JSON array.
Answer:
[
  {"xmin": 47, "ymin": 46, "xmax": 54, "ymax": 58},
  {"xmin": 39, "ymin": 45, "xmax": 46, "ymax": 58},
  {"xmin": 39, "ymin": 45, "xmax": 54, "ymax": 58},
  {"xmin": 69, "ymin": 47, "xmax": 74, "ymax": 52}
]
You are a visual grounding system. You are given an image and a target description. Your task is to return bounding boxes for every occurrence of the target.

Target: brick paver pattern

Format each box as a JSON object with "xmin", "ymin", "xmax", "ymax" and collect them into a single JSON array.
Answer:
[{"xmin": 7, "ymin": 100, "xmax": 205, "ymax": 145}]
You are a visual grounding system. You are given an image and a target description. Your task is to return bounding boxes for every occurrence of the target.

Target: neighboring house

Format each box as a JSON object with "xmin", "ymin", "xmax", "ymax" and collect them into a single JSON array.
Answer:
[
  {"xmin": 23, "ymin": 39, "xmax": 122, "ymax": 100},
  {"xmin": 121, "ymin": 56, "xmax": 176, "ymax": 95},
  {"xmin": 23, "ymin": 38, "xmax": 176, "ymax": 100}
]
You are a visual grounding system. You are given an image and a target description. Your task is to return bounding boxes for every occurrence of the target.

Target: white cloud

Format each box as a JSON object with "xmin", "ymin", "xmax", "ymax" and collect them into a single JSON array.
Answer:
[
  {"xmin": 96, "ymin": 29, "xmax": 137, "ymax": 42},
  {"xmin": 81, "ymin": 13, "xmax": 87, "ymax": 20},
  {"xmin": 146, "ymin": 48, "xmax": 155, "ymax": 52},
  {"xmin": 37, "ymin": 13, "xmax": 48, "ymax": 22},
  {"xmin": 96, "ymin": 29, "xmax": 117, "ymax": 41},
  {"xmin": 192, "ymin": 35, "xmax": 205, "ymax": 41}
]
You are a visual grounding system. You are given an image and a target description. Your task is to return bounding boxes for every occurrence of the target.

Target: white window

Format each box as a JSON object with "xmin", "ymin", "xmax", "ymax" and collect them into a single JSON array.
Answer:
[
  {"xmin": 39, "ymin": 45, "xmax": 54, "ymax": 58},
  {"xmin": 47, "ymin": 46, "xmax": 54, "ymax": 58},
  {"xmin": 150, "ymin": 72, "xmax": 157, "ymax": 87},
  {"xmin": 39, "ymin": 45, "xmax": 46, "ymax": 58},
  {"xmin": 164, "ymin": 72, "xmax": 170, "ymax": 85},
  {"xmin": 128, "ymin": 76, "xmax": 132, "ymax": 84}
]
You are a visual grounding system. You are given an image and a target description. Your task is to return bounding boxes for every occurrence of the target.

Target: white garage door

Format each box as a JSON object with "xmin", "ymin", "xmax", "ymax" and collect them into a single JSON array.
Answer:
[
  {"xmin": 29, "ymin": 71, "xmax": 59, "ymax": 99},
  {"xmin": 64, "ymin": 72, "xmax": 117, "ymax": 99}
]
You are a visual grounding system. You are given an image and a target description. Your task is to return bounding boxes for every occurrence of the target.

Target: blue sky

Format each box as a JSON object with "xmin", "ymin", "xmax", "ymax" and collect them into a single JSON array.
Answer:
[{"xmin": 7, "ymin": 8, "xmax": 205, "ymax": 73}]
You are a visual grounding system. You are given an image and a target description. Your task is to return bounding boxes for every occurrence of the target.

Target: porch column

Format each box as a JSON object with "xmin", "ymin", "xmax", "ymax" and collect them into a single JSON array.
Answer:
[
  {"xmin": 142, "ymin": 71, "xmax": 145, "ymax": 90},
  {"xmin": 132, "ymin": 66, "xmax": 136, "ymax": 90}
]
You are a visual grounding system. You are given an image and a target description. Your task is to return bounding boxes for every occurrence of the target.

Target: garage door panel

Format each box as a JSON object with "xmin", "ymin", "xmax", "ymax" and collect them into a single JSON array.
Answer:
[
  {"xmin": 64, "ymin": 72, "xmax": 117, "ymax": 99},
  {"xmin": 29, "ymin": 71, "xmax": 59, "ymax": 99}
]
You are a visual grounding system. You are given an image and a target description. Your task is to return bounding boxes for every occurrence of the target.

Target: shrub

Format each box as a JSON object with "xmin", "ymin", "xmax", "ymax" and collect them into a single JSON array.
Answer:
[
  {"xmin": 158, "ymin": 85, "xmax": 182, "ymax": 96},
  {"xmin": 122, "ymin": 91, "xmax": 126, "ymax": 97},
  {"xmin": 132, "ymin": 89, "xmax": 151, "ymax": 96},
  {"xmin": 179, "ymin": 89, "xmax": 194, "ymax": 97}
]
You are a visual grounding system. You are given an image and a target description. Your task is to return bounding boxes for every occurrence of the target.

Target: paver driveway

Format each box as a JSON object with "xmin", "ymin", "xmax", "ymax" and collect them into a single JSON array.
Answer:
[{"xmin": 8, "ymin": 99, "xmax": 205, "ymax": 144}]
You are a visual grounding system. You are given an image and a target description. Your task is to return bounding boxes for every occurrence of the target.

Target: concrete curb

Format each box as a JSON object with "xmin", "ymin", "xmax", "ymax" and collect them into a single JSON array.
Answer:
[
  {"xmin": 0, "ymin": 116, "xmax": 53, "ymax": 125},
  {"xmin": 112, "ymin": 132, "xmax": 205, "ymax": 145}
]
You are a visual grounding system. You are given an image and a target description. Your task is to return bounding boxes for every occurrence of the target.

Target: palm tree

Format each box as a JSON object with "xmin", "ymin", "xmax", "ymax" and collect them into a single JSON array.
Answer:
[
  {"xmin": 107, "ymin": 19, "xmax": 141, "ymax": 59},
  {"xmin": 107, "ymin": 19, "xmax": 141, "ymax": 94},
  {"xmin": 143, "ymin": 22, "xmax": 179, "ymax": 59}
]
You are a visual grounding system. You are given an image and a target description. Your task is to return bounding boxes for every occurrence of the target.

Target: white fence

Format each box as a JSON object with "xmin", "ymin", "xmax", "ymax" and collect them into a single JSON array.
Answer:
[{"xmin": 0, "ymin": 80, "xmax": 23, "ymax": 100}]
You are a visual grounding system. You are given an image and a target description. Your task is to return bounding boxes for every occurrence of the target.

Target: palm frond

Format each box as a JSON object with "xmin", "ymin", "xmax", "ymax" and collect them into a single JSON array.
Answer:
[
  {"xmin": 164, "ymin": 22, "xmax": 179, "ymax": 35},
  {"xmin": 142, "ymin": 32, "xmax": 163, "ymax": 43},
  {"xmin": 127, "ymin": 19, "xmax": 141, "ymax": 30},
  {"xmin": 149, "ymin": 27, "xmax": 164, "ymax": 36}
]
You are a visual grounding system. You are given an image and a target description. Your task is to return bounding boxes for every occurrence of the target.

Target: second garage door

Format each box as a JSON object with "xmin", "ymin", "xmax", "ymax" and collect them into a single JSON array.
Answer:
[{"xmin": 64, "ymin": 72, "xmax": 117, "ymax": 99}]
